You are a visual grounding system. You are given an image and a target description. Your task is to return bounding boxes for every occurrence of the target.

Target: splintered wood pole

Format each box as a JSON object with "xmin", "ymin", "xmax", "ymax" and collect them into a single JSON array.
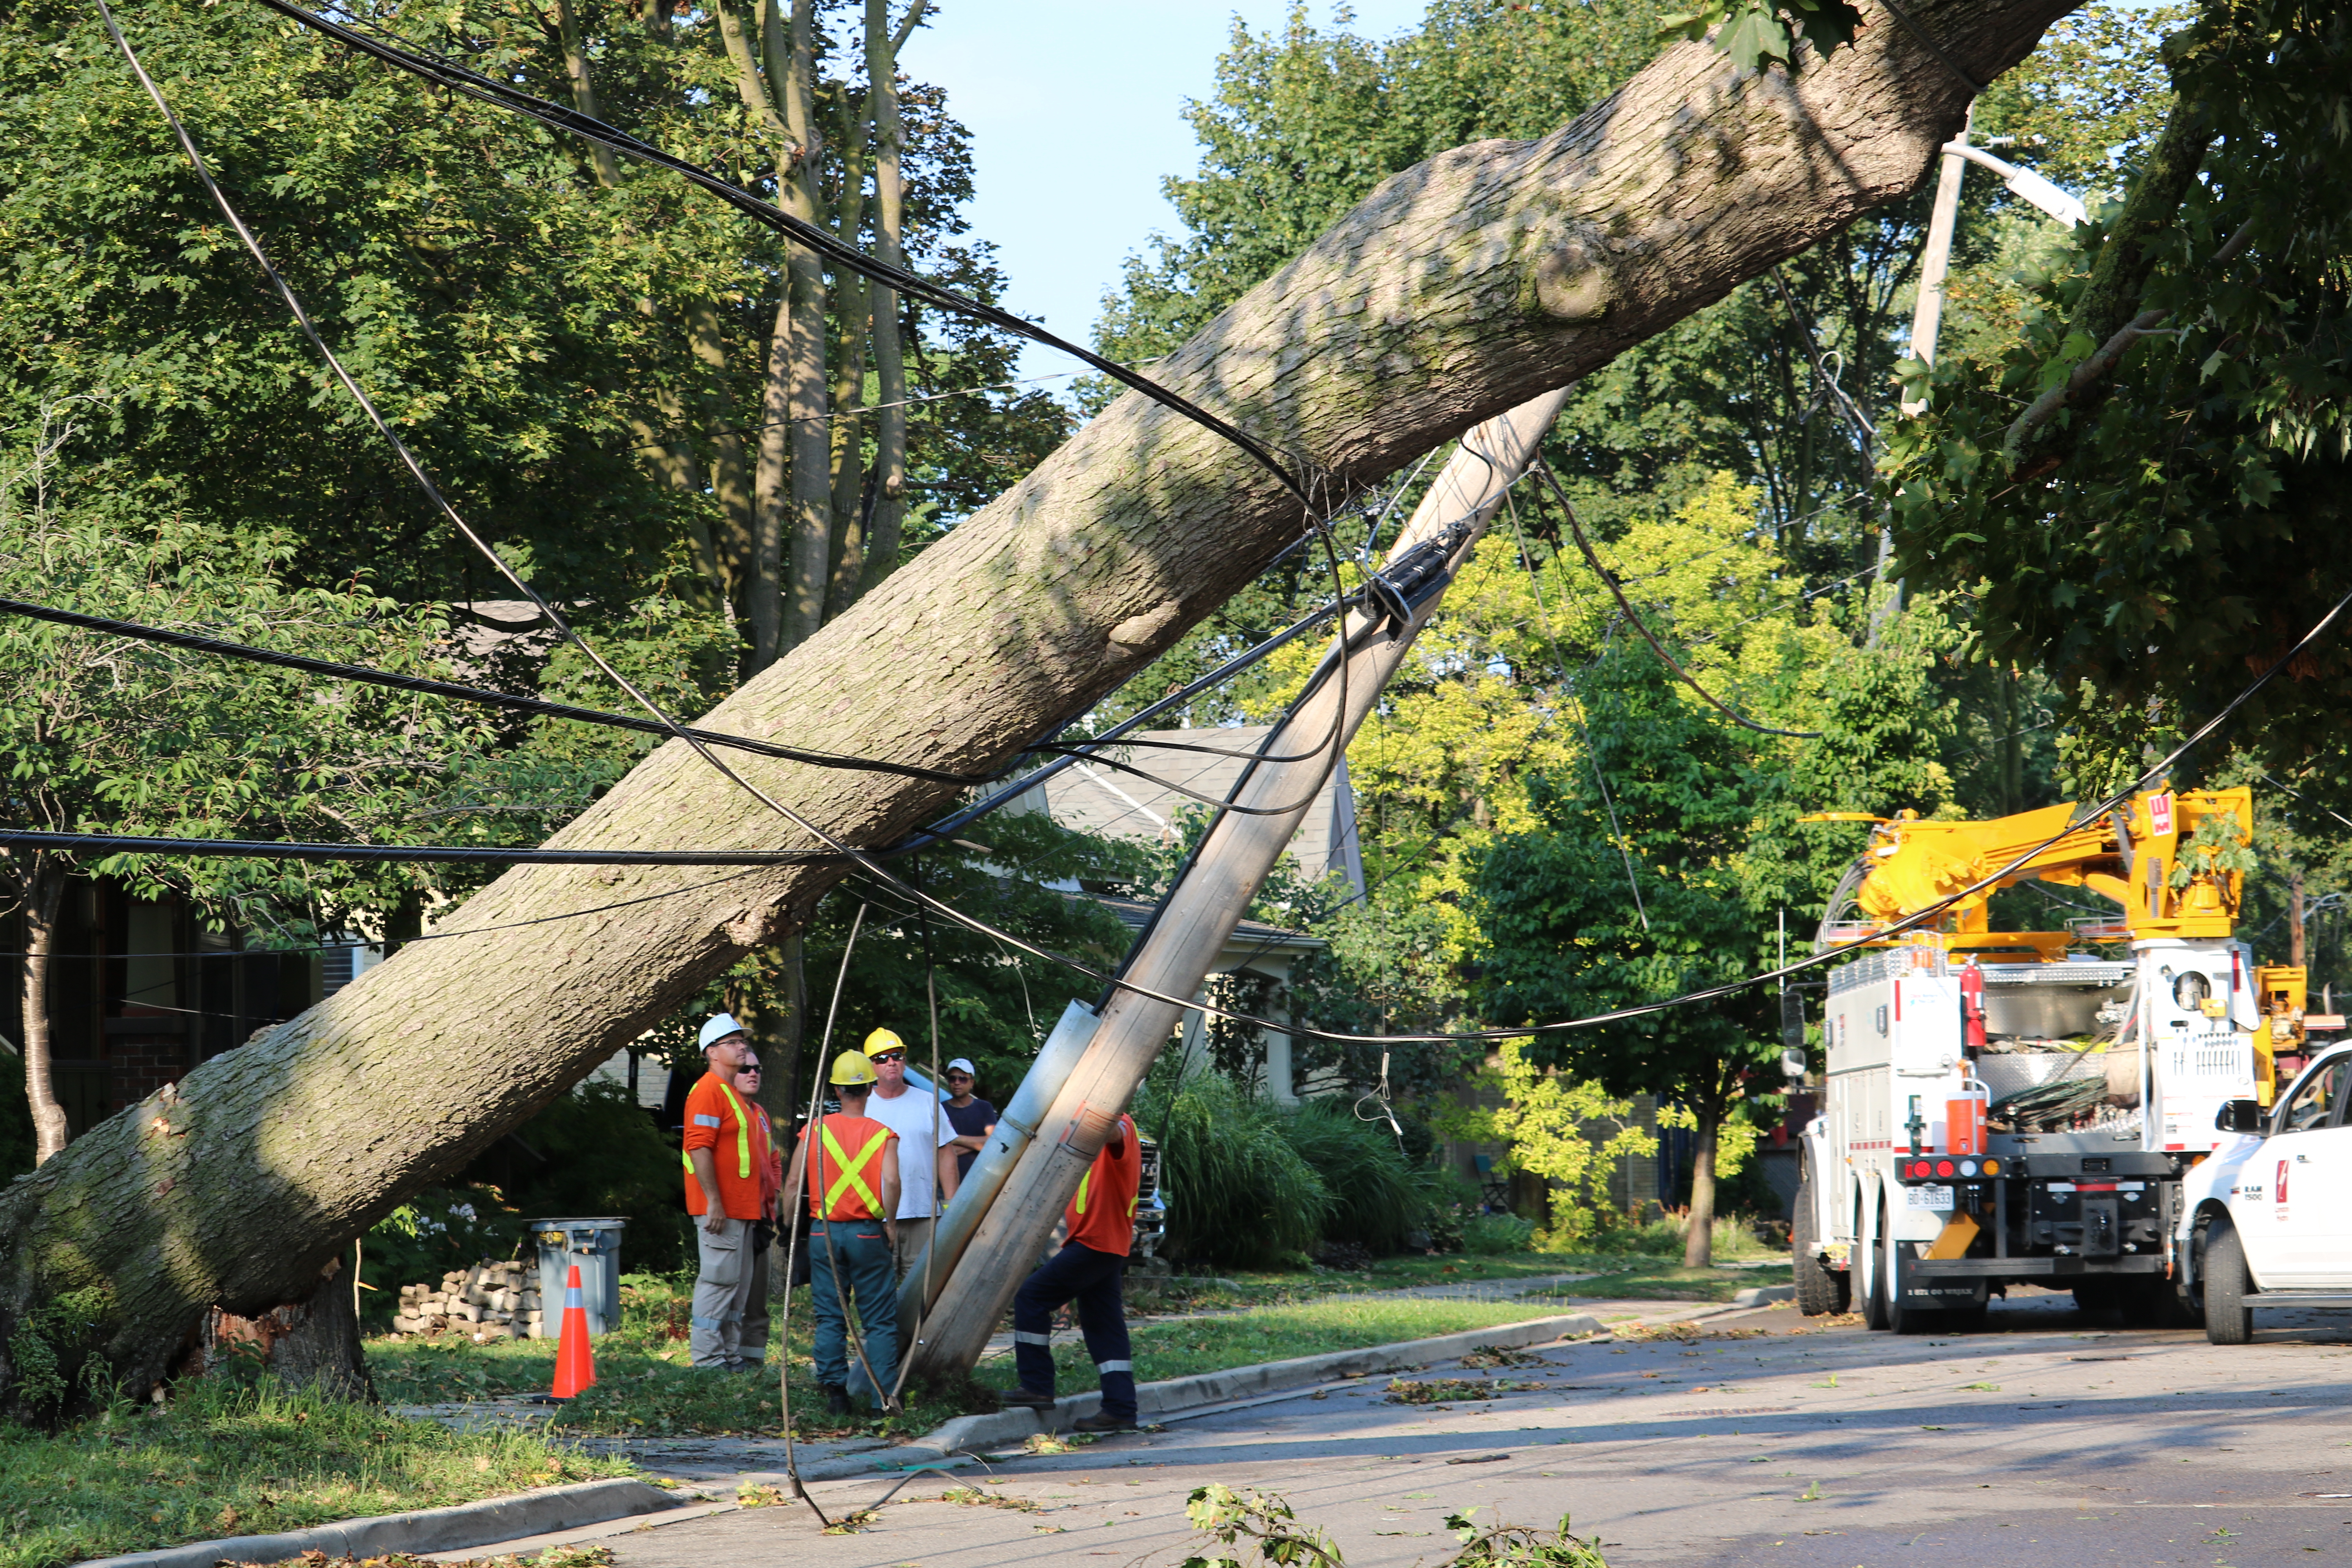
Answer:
[
  {"xmin": 904, "ymin": 391, "xmax": 1572, "ymax": 1383},
  {"xmin": 0, "ymin": 0, "xmax": 2078, "ymax": 1416}
]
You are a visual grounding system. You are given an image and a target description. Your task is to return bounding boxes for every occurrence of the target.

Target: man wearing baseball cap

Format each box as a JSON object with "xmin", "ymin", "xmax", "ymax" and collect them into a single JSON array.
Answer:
[{"xmin": 938, "ymin": 1058, "xmax": 998, "ymax": 1196}]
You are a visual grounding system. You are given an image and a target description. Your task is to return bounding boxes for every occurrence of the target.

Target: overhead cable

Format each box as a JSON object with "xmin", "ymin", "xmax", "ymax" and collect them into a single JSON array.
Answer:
[
  {"xmin": 246, "ymin": 0, "xmax": 1313, "ymax": 505},
  {"xmin": 0, "ymin": 828, "xmax": 849, "ymax": 866},
  {"xmin": 1537, "ymin": 465, "xmax": 1823, "ymax": 740},
  {"xmin": 0, "ymin": 595, "xmax": 993, "ymax": 785}
]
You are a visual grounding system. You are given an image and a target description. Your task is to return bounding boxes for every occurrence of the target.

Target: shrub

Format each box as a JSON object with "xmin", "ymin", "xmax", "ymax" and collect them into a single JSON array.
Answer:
[
  {"xmin": 1461, "ymin": 1212, "xmax": 1536, "ymax": 1254},
  {"xmin": 1277, "ymin": 1098, "xmax": 1434, "ymax": 1255},
  {"xmin": 1138, "ymin": 1069, "xmax": 1330, "ymax": 1268}
]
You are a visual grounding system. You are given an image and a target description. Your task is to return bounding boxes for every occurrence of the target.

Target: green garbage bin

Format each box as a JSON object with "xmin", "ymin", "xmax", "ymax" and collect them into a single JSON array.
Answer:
[{"xmin": 525, "ymin": 1216, "xmax": 627, "ymax": 1336}]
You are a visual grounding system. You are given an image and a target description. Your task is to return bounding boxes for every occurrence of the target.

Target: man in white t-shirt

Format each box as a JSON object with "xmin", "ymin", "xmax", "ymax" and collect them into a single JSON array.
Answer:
[{"xmin": 859, "ymin": 1027, "xmax": 962, "ymax": 1281}]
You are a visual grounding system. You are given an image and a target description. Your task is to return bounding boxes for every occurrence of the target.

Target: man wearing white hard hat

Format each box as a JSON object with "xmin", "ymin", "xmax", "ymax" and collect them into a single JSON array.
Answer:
[
  {"xmin": 859, "ymin": 1026, "xmax": 963, "ymax": 1281},
  {"xmin": 681, "ymin": 1013, "xmax": 773, "ymax": 1371}
]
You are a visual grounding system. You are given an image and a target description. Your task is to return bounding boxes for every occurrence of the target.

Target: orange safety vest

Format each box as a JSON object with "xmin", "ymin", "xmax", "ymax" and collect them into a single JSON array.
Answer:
[{"xmin": 806, "ymin": 1113, "xmax": 895, "ymax": 1221}]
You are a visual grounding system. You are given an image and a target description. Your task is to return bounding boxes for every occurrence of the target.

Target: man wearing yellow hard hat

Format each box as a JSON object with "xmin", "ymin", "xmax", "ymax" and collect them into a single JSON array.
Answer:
[
  {"xmin": 857, "ymin": 1026, "xmax": 963, "ymax": 1281},
  {"xmin": 783, "ymin": 1049, "xmax": 901, "ymax": 1413}
]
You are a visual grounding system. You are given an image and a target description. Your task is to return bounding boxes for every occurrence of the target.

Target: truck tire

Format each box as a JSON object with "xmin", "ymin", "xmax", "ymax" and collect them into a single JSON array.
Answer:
[
  {"xmin": 1882, "ymin": 1220, "xmax": 1937, "ymax": 1335},
  {"xmin": 2202, "ymin": 1221, "xmax": 2255, "ymax": 1345},
  {"xmin": 1861, "ymin": 1197, "xmax": 1890, "ymax": 1330},
  {"xmin": 1792, "ymin": 1165, "xmax": 1847, "ymax": 1316}
]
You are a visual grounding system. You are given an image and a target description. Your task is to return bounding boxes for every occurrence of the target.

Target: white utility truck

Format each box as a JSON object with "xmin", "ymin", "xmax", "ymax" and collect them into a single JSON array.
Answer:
[
  {"xmin": 1792, "ymin": 788, "xmax": 2319, "ymax": 1333},
  {"xmin": 2177, "ymin": 1042, "xmax": 2352, "ymax": 1343}
]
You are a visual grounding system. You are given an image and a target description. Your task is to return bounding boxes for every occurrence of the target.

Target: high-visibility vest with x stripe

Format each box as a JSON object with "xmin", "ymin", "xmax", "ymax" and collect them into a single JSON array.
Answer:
[{"xmin": 807, "ymin": 1112, "xmax": 894, "ymax": 1220}]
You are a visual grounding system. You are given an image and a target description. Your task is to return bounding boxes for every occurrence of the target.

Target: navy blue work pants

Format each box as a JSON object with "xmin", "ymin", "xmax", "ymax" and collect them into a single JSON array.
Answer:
[
  {"xmin": 1012, "ymin": 1241, "xmax": 1134, "ymax": 1421},
  {"xmin": 809, "ymin": 1220, "xmax": 898, "ymax": 1403}
]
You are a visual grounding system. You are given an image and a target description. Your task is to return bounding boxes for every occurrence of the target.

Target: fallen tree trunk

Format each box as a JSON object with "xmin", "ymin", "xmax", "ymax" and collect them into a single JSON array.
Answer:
[{"xmin": 0, "ymin": 0, "xmax": 2078, "ymax": 1416}]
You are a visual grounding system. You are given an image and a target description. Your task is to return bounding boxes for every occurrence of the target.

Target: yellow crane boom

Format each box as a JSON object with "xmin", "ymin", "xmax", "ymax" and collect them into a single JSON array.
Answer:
[{"xmin": 1808, "ymin": 787, "xmax": 2255, "ymax": 959}]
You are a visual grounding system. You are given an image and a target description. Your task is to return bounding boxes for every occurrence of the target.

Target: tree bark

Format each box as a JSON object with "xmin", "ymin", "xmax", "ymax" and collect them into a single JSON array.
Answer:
[
  {"xmin": 1682, "ymin": 1109, "xmax": 1720, "ymax": 1269},
  {"xmin": 2291, "ymin": 864, "xmax": 2307, "ymax": 969},
  {"xmin": 0, "ymin": 0, "xmax": 2079, "ymax": 1417},
  {"xmin": 855, "ymin": 0, "xmax": 920, "ymax": 602},
  {"xmin": 775, "ymin": 0, "xmax": 835, "ymax": 660},
  {"xmin": 18, "ymin": 858, "xmax": 70, "ymax": 1166}
]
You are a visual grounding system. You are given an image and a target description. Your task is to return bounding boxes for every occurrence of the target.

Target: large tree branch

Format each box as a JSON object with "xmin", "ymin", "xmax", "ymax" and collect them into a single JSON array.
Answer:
[{"xmin": 0, "ymin": 0, "xmax": 2083, "ymax": 1412}]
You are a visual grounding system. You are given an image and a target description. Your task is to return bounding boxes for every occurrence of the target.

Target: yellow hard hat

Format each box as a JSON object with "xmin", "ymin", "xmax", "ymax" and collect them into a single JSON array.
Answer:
[
  {"xmin": 829, "ymin": 1051, "xmax": 879, "ymax": 1087},
  {"xmin": 863, "ymin": 1027, "xmax": 905, "ymax": 1056}
]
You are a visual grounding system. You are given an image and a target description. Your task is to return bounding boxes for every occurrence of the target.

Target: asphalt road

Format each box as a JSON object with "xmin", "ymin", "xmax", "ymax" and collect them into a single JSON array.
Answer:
[{"xmin": 606, "ymin": 1291, "xmax": 2352, "ymax": 1568}]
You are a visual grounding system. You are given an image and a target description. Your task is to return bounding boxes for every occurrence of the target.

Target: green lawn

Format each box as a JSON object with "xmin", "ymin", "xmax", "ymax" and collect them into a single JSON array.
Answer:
[
  {"xmin": 984, "ymin": 1294, "xmax": 1598, "ymax": 1396},
  {"xmin": 0, "ymin": 1376, "xmax": 632, "ymax": 1568},
  {"xmin": 1553, "ymin": 1262, "xmax": 1793, "ymax": 1302},
  {"xmin": 369, "ymin": 1271, "xmax": 965, "ymax": 1443}
]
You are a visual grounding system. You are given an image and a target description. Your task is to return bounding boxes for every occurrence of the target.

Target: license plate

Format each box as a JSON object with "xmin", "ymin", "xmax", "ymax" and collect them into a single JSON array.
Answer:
[{"xmin": 1906, "ymin": 1183, "xmax": 1954, "ymax": 1209}]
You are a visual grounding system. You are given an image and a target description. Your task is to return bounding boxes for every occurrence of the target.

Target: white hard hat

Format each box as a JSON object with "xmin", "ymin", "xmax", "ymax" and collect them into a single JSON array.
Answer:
[
  {"xmin": 946, "ymin": 1058, "xmax": 977, "ymax": 1076},
  {"xmin": 699, "ymin": 1013, "xmax": 748, "ymax": 1051}
]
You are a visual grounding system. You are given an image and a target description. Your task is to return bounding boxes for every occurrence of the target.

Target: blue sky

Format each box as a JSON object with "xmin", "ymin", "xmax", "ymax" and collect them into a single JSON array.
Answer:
[{"xmin": 907, "ymin": 2, "xmax": 1432, "ymax": 379}]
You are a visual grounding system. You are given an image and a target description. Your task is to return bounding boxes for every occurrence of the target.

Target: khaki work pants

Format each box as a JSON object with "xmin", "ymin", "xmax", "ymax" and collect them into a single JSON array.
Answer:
[{"xmin": 690, "ymin": 1215, "xmax": 757, "ymax": 1369}]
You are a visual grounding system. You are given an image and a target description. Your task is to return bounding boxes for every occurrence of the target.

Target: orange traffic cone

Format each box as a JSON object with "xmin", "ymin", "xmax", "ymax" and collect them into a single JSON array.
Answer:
[{"xmin": 550, "ymin": 1263, "xmax": 597, "ymax": 1399}]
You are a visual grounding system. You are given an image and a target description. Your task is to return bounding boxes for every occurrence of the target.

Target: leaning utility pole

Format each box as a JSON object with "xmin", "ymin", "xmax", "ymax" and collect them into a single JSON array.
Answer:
[{"xmin": 902, "ymin": 391, "xmax": 1571, "ymax": 1382}]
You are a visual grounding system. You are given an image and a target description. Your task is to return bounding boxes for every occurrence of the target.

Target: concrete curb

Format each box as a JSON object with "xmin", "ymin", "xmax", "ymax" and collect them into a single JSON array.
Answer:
[
  {"xmin": 877, "ymin": 1309, "xmax": 1608, "ymax": 1468},
  {"xmin": 73, "ymin": 1478, "xmax": 683, "ymax": 1568},
  {"xmin": 1730, "ymin": 1285, "xmax": 1795, "ymax": 1307}
]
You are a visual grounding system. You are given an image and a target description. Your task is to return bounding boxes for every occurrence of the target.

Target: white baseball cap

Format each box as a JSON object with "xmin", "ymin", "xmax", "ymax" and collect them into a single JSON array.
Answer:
[
  {"xmin": 946, "ymin": 1057, "xmax": 976, "ymax": 1076},
  {"xmin": 698, "ymin": 1013, "xmax": 748, "ymax": 1051}
]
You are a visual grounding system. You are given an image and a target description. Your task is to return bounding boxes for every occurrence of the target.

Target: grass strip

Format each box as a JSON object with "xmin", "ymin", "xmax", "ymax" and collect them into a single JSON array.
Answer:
[
  {"xmin": 0, "ymin": 1377, "xmax": 632, "ymax": 1568},
  {"xmin": 986, "ymin": 1294, "xmax": 1596, "ymax": 1394},
  {"xmin": 370, "ymin": 1273, "xmax": 963, "ymax": 1441},
  {"xmin": 1550, "ymin": 1263, "xmax": 1793, "ymax": 1303}
]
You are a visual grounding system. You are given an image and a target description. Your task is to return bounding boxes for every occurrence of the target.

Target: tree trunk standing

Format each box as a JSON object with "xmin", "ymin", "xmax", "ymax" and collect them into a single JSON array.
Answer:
[
  {"xmin": 857, "ymin": 0, "xmax": 922, "ymax": 602},
  {"xmin": 1682, "ymin": 1109, "xmax": 1721, "ymax": 1269},
  {"xmin": 823, "ymin": 98, "xmax": 874, "ymax": 606},
  {"xmin": 2290, "ymin": 863, "xmax": 2307, "ymax": 969},
  {"xmin": 686, "ymin": 299, "xmax": 759, "ymax": 613},
  {"xmin": 775, "ymin": 0, "xmax": 836, "ymax": 660},
  {"xmin": 18, "ymin": 858, "xmax": 70, "ymax": 1166},
  {"xmin": 0, "ymin": 2, "xmax": 2080, "ymax": 1416}
]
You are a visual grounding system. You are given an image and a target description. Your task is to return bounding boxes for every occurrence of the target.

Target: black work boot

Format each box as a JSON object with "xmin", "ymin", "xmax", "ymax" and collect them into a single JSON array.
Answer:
[
  {"xmin": 823, "ymin": 1384, "xmax": 851, "ymax": 1415},
  {"xmin": 999, "ymin": 1385, "xmax": 1056, "ymax": 1409},
  {"xmin": 1073, "ymin": 1411, "xmax": 1137, "ymax": 1433}
]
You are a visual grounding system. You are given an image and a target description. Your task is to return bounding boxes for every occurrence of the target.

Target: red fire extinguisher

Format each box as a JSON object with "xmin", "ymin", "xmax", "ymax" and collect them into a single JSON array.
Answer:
[{"xmin": 1960, "ymin": 956, "xmax": 1987, "ymax": 1056}]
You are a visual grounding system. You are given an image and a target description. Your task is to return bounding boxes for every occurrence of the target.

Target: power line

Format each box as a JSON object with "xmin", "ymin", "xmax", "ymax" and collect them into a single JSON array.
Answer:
[
  {"xmin": 0, "ymin": 828, "xmax": 853, "ymax": 866},
  {"xmin": 0, "ymin": 595, "xmax": 995, "ymax": 786},
  {"xmin": 1538, "ymin": 464, "xmax": 1822, "ymax": 741}
]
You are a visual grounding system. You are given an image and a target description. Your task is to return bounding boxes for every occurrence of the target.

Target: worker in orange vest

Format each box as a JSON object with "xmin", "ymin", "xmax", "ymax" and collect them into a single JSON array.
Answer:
[
  {"xmin": 682, "ymin": 1013, "xmax": 772, "ymax": 1371},
  {"xmin": 731, "ymin": 1053, "xmax": 786, "ymax": 1371},
  {"xmin": 999, "ymin": 1111, "xmax": 1142, "ymax": 1432},
  {"xmin": 786, "ymin": 1049, "xmax": 902, "ymax": 1414}
]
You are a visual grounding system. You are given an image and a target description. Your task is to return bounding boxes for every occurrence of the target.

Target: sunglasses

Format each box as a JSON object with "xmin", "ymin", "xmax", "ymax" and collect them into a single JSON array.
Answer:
[
  {"xmin": 739, "ymin": 1066, "xmax": 762, "ymax": 1074},
  {"xmin": 869, "ymin": 1050, "xmax": 907, "ymax": 1064}
]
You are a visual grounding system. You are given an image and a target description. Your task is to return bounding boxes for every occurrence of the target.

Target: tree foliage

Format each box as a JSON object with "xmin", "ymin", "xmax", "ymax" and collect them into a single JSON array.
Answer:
[{"xmin": 1887, "ymin": 0, "xmax": 2352, "ymax": 802}]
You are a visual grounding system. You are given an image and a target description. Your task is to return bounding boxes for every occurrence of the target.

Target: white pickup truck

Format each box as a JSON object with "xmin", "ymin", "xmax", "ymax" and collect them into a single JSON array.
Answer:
[{"xmin": 2177, "ymin": 1043, "xmax": 2352, "ymax": 1343}]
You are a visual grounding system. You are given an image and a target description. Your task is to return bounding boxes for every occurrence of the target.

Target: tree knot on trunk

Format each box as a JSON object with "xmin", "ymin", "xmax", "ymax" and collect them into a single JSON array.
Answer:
[
  {"xmin": 723, "ymin": 893, "xmax": 797, "ymax": 948},
  {"xmin": 1516, "ymin": 207, "xmax": 1617, "ymax": 323},
  {"xmin": 1102, "ymin": 599, "xmax": 1187, "ymax": 669}
]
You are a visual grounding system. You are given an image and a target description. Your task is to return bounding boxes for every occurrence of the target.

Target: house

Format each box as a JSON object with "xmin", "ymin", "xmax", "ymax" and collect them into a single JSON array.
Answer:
[{"xmin": 0, "ymin": 878, "xmax": 375, "ymax": 1142}]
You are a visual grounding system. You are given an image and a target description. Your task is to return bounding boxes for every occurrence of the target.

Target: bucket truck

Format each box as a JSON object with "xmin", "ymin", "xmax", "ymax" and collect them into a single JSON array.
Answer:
[{"xmin": 1791, "ymin": 787, "xmax": 2310, "ymax": 1333}]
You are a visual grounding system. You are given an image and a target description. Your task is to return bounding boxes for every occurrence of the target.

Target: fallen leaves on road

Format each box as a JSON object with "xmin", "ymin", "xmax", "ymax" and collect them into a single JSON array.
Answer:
[{"xmin": 942, "ymin": 1485, "xmax": 1044, "ymax": 1513}]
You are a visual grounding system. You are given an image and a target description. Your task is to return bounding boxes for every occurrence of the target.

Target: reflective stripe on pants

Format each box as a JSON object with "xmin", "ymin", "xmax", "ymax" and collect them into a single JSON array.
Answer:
[{"xmin": 1011, "ymin": 1240, "xmax": 1134, "ymax": 1421}]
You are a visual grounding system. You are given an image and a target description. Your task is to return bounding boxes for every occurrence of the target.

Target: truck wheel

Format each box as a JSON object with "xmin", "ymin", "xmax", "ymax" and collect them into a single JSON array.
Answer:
[
  {"xmin": 1861, "ymin": 1198, "xmax": 1890, "ymax": 1330},
  {"xmin": 1792, "ymin": 1166, "xmax": 1844, "ymax": 1316},
  {"xmin": 1882, "ymin": 1221, "xmax": 1936, "ymax": 1335},
  {"xmin": 2202, "ymin": 1221, "xmax": 2255, "ymax": 1346}
]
